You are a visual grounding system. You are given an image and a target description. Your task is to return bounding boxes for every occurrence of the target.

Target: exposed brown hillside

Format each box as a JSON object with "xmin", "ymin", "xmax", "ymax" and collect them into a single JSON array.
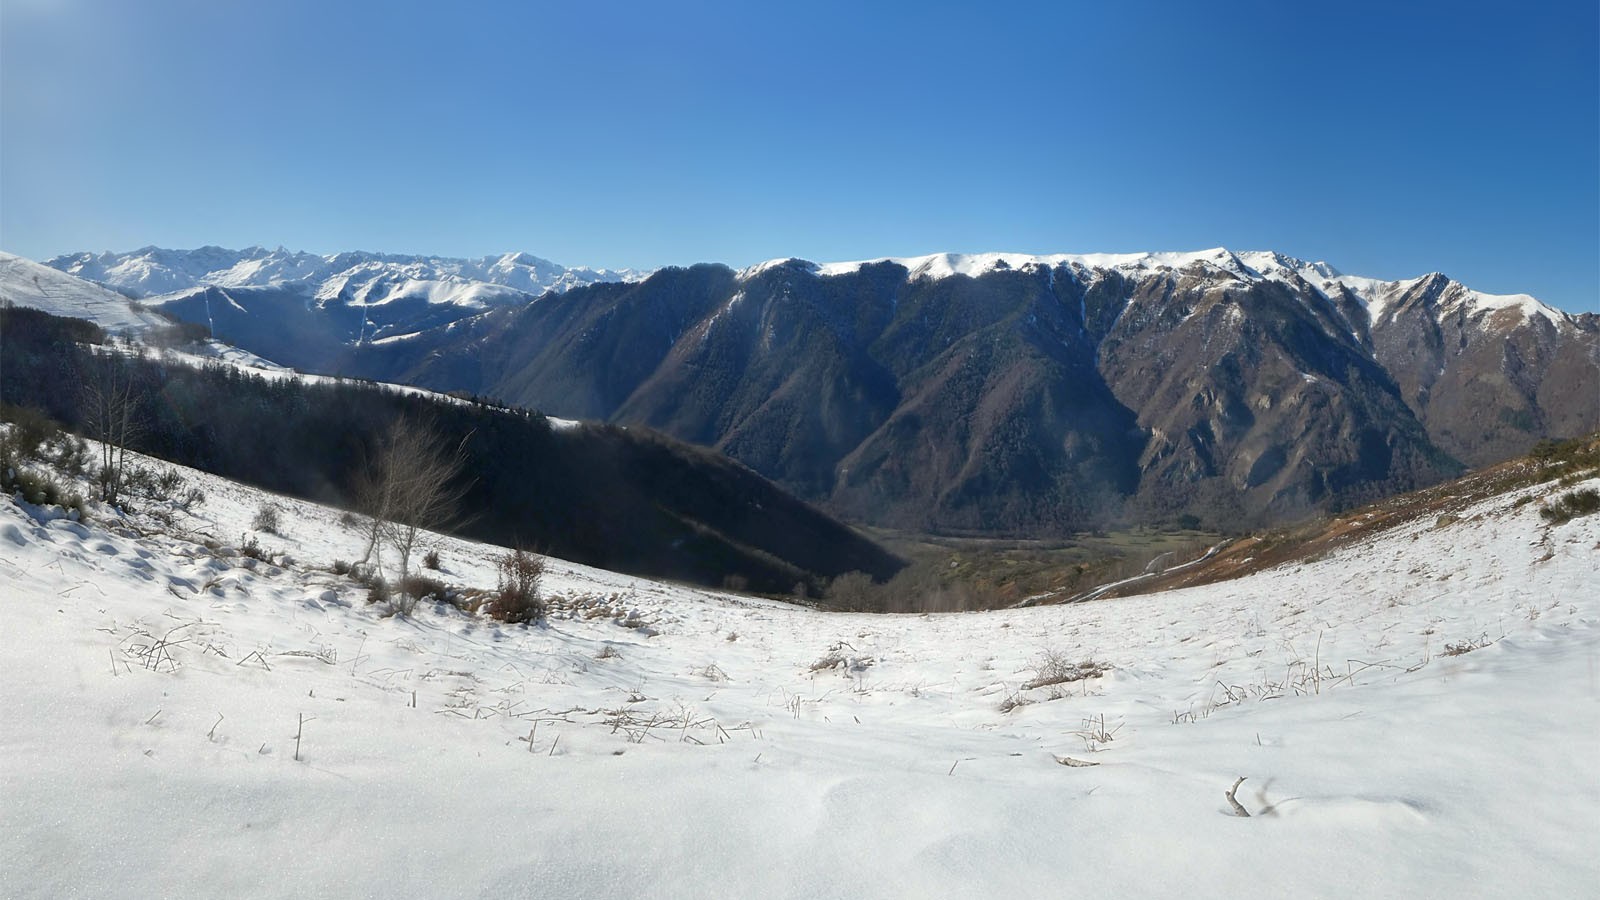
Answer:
[{"xmin": 1091, "ymin": 433, "xmax": 1600, "ymax": 600}]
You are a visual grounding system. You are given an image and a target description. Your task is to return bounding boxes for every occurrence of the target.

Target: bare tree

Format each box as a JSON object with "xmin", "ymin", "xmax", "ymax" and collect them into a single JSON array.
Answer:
[
  {"xmin": 353, "ymin": 455, "xmax": 398, "ymax": 575},
  {"xmin": 352, "ymin": 416, "xmax": 472, "ymax": 612},
  {"xmin": 81, "ymin": 348, "xmax": 141, "ymax": 507}
]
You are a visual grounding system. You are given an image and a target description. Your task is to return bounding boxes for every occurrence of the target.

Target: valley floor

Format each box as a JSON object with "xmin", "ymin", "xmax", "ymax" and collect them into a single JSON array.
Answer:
[{"xmin": 2, "ymin": 458, "xmax": 1597, "ymax": 898}]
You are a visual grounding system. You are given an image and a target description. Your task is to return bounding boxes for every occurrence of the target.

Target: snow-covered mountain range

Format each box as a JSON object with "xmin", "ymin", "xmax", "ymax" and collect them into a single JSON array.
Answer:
[
  {"xmin": 45, "ymin": 245, "xmax": 649, "ymax": 305},
  {"xmin": 44, "ymin": 245, "xmax": 1578, "ymax": 331},
  {"xmin": 32, "ymin": 246, "xmax": 651, "ymax": 364},
  {"xmin": 36, "ymin": 244, "xmax": 1580, "ymax": 344},
  {"xmin": 306, "ymin": 246, "xmax": 1595, "ymax": 533},
  {"xmin": 750, "ymin": 247, "xmax": 1574, "ymax": 332},
  {"xmin": 9, "ymin": 244, "xmax": 1597, "ymax": 536}
]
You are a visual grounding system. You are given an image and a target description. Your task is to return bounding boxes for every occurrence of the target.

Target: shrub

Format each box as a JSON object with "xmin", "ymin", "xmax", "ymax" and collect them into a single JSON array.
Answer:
[
  {"xmin": 47, "ymin": 433, "xmax": 92, "ymax": 477},
  {"xmin": 0, "ymin": 417, "xmax": 64, "ymax": 507},
  {"xmin": 253, "ymin": 503, "xmax": 282, "ymax": 534},
  {"xmin": 825, "ymin": 571, "xmax": 876, "ymax": 610},
  {"xmin": 5, "ymin": 466, "xmax": 87, "ymax": 519},
  {"xmin": 1539, "ymin": 488, "xmax": 1600, "ymax": 525},
  {"xmin": 0, "ymin": 436, "xmax": 24, "ymax": 489},
  {"xmin": 1530, "ymin": 438, "xmax": 1582, "ymax": 462},
  {"xmin": 824, "ymin": 560, "xmax": 979, "ymax": 614},
  {"xmin": 0, "ymin": 419, "xmax": 77, "ymax": 515},
  {"xmin": 400, "ymin": 574, "xmax": 449, "ymax": 603},
  {"xmin": 118, "ymin": 464, "xmax": 204, "ymax": 512},
  {"xmin": 371, "ymin": 573, "xmax": 454, "ymax": 618},
  {"xmin": 1023, "ymin": 651, "xmax": 1109, "ymax": 690},
  {"xmin": 332, "ymin": 559, "xmax": 352, "ymax": 575},
  {"xmin": 485, "ymin": 546, "xmax": 545, "ymax": 624},
  {"xmin": 423, "ymin": 548, "xmax": 441, "ymax": 570},
  {"xmin": 240, "ymin": 533, "xmax": 268, "ymax": 561},
  {"xmin": 0, "ymin": 405, "xmax": 62, "ymax": 461},
  {"xmin": 1529, "ymin": 437, "xmax": 1600, "ymax": 482}
]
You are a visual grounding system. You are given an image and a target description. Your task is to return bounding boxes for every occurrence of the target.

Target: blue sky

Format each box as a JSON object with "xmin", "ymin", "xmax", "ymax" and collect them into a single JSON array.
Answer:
[{"xmin": 3, "ymin": 0, "xmax": 1596, "ymax": 311}]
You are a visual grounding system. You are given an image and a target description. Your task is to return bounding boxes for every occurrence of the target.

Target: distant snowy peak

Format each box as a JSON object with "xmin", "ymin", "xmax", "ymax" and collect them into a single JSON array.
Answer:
[
  {"xmin": 743, "ymin": 248, "xmax": 1570, "ymax": 329},
  {"xmin": 308, "ymin": 270, "xmax": 533, "ymax": 310},
  {"xmin": 44, "ymin": 246, "xmax": 650, "ymax": 304}
]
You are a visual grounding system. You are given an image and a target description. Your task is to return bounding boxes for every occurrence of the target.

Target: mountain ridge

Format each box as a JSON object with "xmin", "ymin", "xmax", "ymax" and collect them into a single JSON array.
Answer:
[
  {"xmin": 44, "ymin": 244, "xmax": 1589, "ymax": 323},
  {"xmin": 334, "ymin": 251, "xmax": 1593, "ymax": 534},
  {"xmin": 745, "ymin": 247, "xmax": 1579, "ymax": 332},
  {"xmin": 18, "ymin": 245, "xmax": 1600, "ymax": 537}
]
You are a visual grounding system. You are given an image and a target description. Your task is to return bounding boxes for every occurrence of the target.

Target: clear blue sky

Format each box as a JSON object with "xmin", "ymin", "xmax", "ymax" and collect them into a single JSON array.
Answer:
[{"xmin": 3, "ymin": 0, "xmax": 1596, "ymax": 311}]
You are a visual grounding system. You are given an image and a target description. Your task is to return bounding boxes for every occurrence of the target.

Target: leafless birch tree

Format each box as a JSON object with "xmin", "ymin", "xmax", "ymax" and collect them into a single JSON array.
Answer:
[
  {"xmin": 353, "ymin": 417, "xmax": 472, "ymax": 612},
  {"xmin": 81, "ymin": 348, "xmax": 141, "ymax": 506}
]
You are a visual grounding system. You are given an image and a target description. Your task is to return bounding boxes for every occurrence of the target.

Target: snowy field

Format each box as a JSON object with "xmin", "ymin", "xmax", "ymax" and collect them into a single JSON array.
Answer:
[{"xmin": 2, "ymin": 454, "xmax": 1596, "ymax": 898}]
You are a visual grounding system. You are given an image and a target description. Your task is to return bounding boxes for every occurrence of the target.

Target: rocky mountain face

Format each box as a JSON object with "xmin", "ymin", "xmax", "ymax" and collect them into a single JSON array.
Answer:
[
  {"xmin": 1358, "ymin": 273, "xmax": 1600, "ymax": 467},
  {"xmin": 46, "ymin": 247, "xmax": 1600, "ymax": 535},
  {"xmin": 1088, "ymin": 264, "xmax": 1451, "ymax": 527}
]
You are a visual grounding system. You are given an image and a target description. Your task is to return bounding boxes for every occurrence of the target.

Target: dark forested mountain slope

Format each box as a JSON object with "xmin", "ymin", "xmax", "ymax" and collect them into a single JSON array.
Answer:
[{"xmin": 0, "ymin": 306, "xmax": 900, "ymax": 593}]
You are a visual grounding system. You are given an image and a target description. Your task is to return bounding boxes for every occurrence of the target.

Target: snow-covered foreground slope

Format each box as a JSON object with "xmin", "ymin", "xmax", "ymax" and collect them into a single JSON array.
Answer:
[{"xmin": 2, "ymin": 455, "xmax": 1597, "ymax": 897}]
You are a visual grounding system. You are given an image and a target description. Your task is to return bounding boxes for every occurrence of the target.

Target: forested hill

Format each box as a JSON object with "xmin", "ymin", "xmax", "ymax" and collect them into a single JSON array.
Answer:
[{"xmin": 0, "ymin": 305, "xmax": 901, "ymax": 593}]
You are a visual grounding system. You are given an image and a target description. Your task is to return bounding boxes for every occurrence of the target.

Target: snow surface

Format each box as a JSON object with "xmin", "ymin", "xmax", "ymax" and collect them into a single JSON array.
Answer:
[
  {"xmin": 0, "ymin": 251, "xmax": 170, "ymax": 334},
  {"xmin": 309, "ymin": 269, "xmax": 535, "ymax": 310},
  {"xmin": 3, "ymin": 445, "xmax": 1597, "ymax": 898},
  {"xmin": 1461, "ymin": 289, "xmax": 1556, "ymax": 324}
]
